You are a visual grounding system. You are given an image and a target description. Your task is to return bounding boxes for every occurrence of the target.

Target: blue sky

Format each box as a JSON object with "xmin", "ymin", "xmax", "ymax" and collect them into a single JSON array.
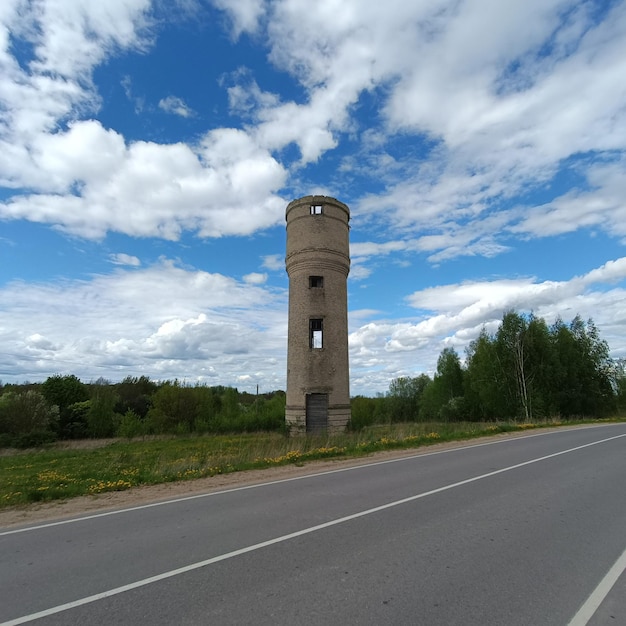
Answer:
[{"xmin": 1, "ymin": 0, "xmax": 625, "ymax": 396}]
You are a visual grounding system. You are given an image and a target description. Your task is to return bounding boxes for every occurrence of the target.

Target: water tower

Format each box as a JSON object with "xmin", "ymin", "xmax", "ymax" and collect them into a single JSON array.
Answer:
[{"xmin": 285, "ymin": 195, "xmax": 351, "ymax": 433}]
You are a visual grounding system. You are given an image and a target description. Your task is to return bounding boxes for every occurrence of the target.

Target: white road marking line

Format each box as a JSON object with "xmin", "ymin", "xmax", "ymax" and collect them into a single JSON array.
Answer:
[
  {"xmin": 3, "ymin": 432, "xmax": 625, "ymax": 626},
  {"xmin": 568, "ymin": 546, "xmax": 626, "ymax": 626},
  {"xmin": 0, "ymin": 423, "xmax": 609, "ymax": 537}
]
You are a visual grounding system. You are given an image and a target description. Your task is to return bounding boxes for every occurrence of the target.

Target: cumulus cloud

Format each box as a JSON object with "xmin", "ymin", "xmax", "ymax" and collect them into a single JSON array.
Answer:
[
  {"xmin": 226, "ymin": 70, "xmax": 281, "ymax": 118},
  {"xmin": 212, "ymin": 0, "xmax": 266, "ymax": 37},
  {"xmin": 229, "ymin": 0, "xmax": 626, "ymax": 261},
  {"xmin": 398, "ymin": 257, "xmax": 626, "ymax": 346},
  {"xmin": 158, "ymin": 95, "xmax": 195, "ymax": 117},
  {"xmin": 2, "ymin": 0, "xmax": 626, "ymax": 396},
  {"xmin": 4, "ymin": 0, "xmax": 625, "ymax": 255},
  {"xmin": 0, "ymin": 0, "xmax": 152, "ymax": 147},
  {"xmin": 109, "ymin": 253, "xmax": 141, "ymax": 266},
  {"xmin": 347, "ymin": 256, "xmax": 626, "ymax": 391},
  {"xmin": 0, "ymin": 259, "xmax": 288, "ymax": 388},
  {"xmin": 0, "ymin": 2, "xmax": 287, "ymax": 240},
  {"xmin": 261, "ymin": 254, "xmax": 284, "ymax": 271},
  {"xmin": 352, "ymin": 1, "xmax": 625, "ymax": 259},
  {"xmin": 0, "ymin": 121, "xmax": 287, "ymax": 238},
  {"xmin": 243, "ymin": 272, "xmax": 267, "ymax": 285},
  {"xmin": 350, "ymin": 241, "xmax": 408, "ymax": 260},
  {"xmin": 511, "ymin": 158, "xmax": 626, "ymax": 241}
]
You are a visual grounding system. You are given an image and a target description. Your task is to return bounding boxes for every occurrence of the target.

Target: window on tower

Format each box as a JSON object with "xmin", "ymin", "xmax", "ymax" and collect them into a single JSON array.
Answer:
[
  {"xmin": 310, "ymin": 318, "xmax": 323, "ymax": 349},
  {"xmin": 310, "ymin": 204, "xmax": 323, "ymax": 215},
  {"xmin": 309, "ymin": 276, "xmax": 324, "ymax": 288}
]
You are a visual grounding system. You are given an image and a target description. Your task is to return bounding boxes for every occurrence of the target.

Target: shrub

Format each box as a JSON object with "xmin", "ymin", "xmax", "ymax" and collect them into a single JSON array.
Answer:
[
  {"xmin": 117, "ymin": 410, "xmax": 148, "ymax": 439},
  {"xmin": 12, "ymin": 430, "xmax": 58, "ymax": 448},
  {"xmin": 147, "ymin": 381, "xmax": 199, "ymax": 433},
  {"xmin": 350, "ymin": 396, "xmax": 378, "ymax": 430},
  {"xmin": 0, "ymin": 390, "xmax": 59, "ymax": 447},
  {"xmin": 41, "ymin": 374, "xmax": 89, "ymax": 437},
  {"xmin": 87, "ymin": 383, "xmax": 119, "ymax": 438}
]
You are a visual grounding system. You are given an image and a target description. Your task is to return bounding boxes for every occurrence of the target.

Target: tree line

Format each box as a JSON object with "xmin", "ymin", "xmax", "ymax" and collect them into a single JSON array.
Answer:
[
  {"xmin": 1, "ymin": 311, "xmax": 624, "ymax": 446},
  {"xmin": 351, "ymin": 312, "xmax": 626, "ymax": 429},
  {"xmin": 0, "ymin": 376, "xmax": 286, "ymax": 447}
]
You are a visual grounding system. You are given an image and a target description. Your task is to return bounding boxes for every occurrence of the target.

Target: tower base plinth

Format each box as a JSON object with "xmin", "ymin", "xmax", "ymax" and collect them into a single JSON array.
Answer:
[{"xmin": 286, "ymin": 404, "xmax": 351, "ymax": 435}]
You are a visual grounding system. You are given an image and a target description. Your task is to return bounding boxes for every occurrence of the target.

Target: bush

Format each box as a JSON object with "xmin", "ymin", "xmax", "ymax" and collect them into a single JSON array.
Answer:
[
  {"xmin": 87, "ymin": 383, "xmax": 119, "ymax": 438},
  {"xmin": 0, "ymin": 390, "xmax": 59, "ymax": 447},
  {"xmin": 41, "ymin": 374, "xmax": 89, "ymax": 437},
  {"xmin": 114, "ymin": 376, "xmax": 157, "ymax": 418},
  {"xmin": 12, "ymin": 430, "xmax": 58, "ymax": 448},
  {"xmin": 147, "ymin": 381, "xmax": 200, "ymax": 433},
  {"xmin": 117, "ymin": 410, "xmax": 148, "ymax": 439},
  {"xmin": 350, "ymin": 396, "xmax": 379, "ymax": 430},
  {"xmin": 64, "ymin": 401, "xmax": 90, "ymax": 439}
]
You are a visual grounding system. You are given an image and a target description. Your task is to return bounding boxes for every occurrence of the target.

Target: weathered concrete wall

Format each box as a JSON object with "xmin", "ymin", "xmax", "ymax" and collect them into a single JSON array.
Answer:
[{"xmin": 285, "ymin": 195, "xmax": 351, "ymax": 433}]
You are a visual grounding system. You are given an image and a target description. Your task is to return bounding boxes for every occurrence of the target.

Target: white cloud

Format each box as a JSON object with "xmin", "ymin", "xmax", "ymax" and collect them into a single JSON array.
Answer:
[
  {"xmin": 0, "ymin": 259, "xmax": 288, "ymax": 389},
  {"xmin": 2, "ymin": 0, "xmax": 626, "ymax": 397},
  {"xmin": 350, "ymin": 241, "xmax": 408, "ymax": 260},
  {"xmin": 25, "ymin": 333, "xmax": 58, "ymax": 352},
  {"xmin": 226, "ymin": 71, "xmax": 280, "ymax": 117},
  {"xmin": 28, "ymin": 0, "xmax": 153, "ymax": 79},
  {"xmin": 109, "ymin": 253, "xmax": 141, "ymax": 266},
  {"xmin": 237, "ymin": 0, "xmax": 626, "ymax": 260},
  {"xmin": 0, "ymin": 0, "xmax": 152, "ymax": 146},
  {"xmin": 158, "ymin": 95, "xmax": 195, "ymax": 118},
  {"xmin": 511, "ymin": 158, "xmax": 626, "ymax": 241},
  {"xmin": 212, "ymin": 0, "xmax": 266, "ymax": 37},
  {"xmin": 0, "ymin": 3, "xmax": 288, "ymax": 240},
  {"xmin": 121, "ymin": 75, "xmax": 145, "ymax": 113},
  {"xmin": 367, "ymin": 1, "xmax": 625, "ymax": 255},
  {"xmin": 1, "ymin": 255, "xmax": 624, "ymax": 395},
  {"xmin": 4, "ymin": 0, "xmax": 624, "ymax": 254},
  {"xmin": 349, "ymin": 257, "xmax": 626, "ymax": 374},
  {"xmin": 261, "ymin": 254, "xmax": 284, "ymax": 271},
  {"xmin": 0, "ymin": 122, "xmax": 287, "ymax": 238},
  {"xmin": 243, "ymin": 272, "xmax": 267, "ymax": 285},
  {"xmin": 348, "ymin": 263, "xmax": 371, "ymax": 281}
]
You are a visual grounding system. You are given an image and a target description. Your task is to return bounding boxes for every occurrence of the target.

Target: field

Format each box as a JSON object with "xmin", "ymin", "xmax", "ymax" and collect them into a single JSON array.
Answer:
[{"xmin": 0, "ymin": 419, "xmax": 605, "ymax": 510}]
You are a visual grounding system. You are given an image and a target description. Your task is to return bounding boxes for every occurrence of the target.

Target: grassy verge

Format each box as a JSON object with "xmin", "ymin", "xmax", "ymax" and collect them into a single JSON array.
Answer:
[{"xmin": 0, "ymin": 419, "xmax": 618, "ymax": 508}]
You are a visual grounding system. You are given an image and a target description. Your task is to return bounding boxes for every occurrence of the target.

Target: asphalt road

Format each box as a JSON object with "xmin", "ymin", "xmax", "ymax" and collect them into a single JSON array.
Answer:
[{"xmin": 1, "ymin": 424, "xmax": 625, "ymax": 625}]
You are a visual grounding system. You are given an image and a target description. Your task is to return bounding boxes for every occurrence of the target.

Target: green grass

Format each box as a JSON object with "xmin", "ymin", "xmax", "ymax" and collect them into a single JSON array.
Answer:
[{"xmin": 0, "ymin": 419, "xmax": 619, "ymax": 508}]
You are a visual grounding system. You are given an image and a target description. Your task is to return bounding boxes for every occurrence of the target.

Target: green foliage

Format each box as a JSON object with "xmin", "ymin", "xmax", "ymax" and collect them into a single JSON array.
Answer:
[
  {"xmin": 350, "ymin": 396, "xmax": 379, "ymax": 430},
  {"xmin": 615, "ymin": 360, "xmax": 626, "ymax": 415},
  {"xmin": 386, "ymin": 374, "xmax": 431, "ymax": 421},
  {"xmin": 146, "ymin": 381, "xmax": 285, "ymax": 435},
  {"xmin": 1, "ymin": 379, "xmax": 289, "ymax": 443},
  {"xmin": 464, "ymin": 328, "xmax": 501, "ymax": 420},
  {"xmin": 87, "ymin": 382, "xmax": 120, "ymax": 438},
  {"xmin": 114, "ymin": 376, "xmax": 157, "ymax": 418},
  {"xmin": 420, "ymin": 348, "xmax": 465, "ymax": 421},
  {"xmin": 41, "ymin": 374, "xmax": 89, "ymax": 410},
  {"xmin": 462, "ymin": 312, "xmax": 617, "ymax": 421},
  {"xmin": 41, "ymin": 375, "xmax": 89, "ymax": 438},
  {"xmin": 0, "ymin": 390, "xmax": 59, "ymax": 447},
  {"xmin": 380, "ymin": 311, "xmax": 615, "ymax": 423},
  {"xmin": 2, "ymin": 308, "xmax": 618, "ymax": 446},
  {"xmin": 2, "ymin": 420, "xmax": 594, "ymax": 507},
  {"xmin": 207, "ymin": 392, "xmax": 286, "ymax": 433},
  {"xmin": 117, "ymin": 410, "xmax": 148, "ymax": 439},
  {"xmin": 147, "ymin": 380, "xmax": 201, "ymax": 433},
  {"xmin": 62, "ymin": 401, "xmax": 89, "ymax": 439},
  {"xmin": 551, "ymin": 316, "xmax": 615, "ymax": 417}
]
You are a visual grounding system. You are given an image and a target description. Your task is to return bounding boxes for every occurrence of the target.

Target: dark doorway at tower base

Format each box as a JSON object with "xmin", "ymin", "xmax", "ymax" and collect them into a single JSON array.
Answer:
[{"xmin": 305, "ymin": 393, "xmax": 328, "ymax": 433}]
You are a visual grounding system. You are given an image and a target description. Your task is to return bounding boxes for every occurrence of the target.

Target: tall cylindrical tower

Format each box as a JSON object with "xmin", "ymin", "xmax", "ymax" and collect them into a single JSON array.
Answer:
[{"xmin": 285, "ymin": 195, "xmax": 351, "ymax": 434}]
